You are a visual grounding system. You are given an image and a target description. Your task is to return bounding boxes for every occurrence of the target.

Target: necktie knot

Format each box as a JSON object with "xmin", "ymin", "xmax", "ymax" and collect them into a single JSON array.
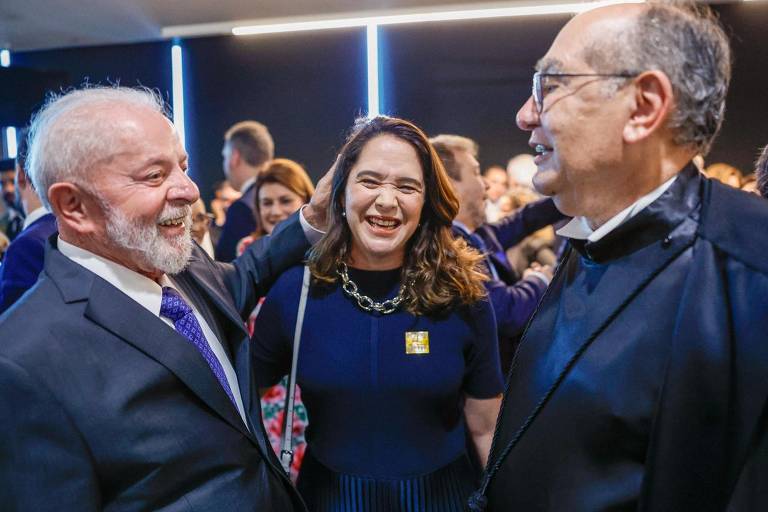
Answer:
[{"xmin": 160, "ymin": 286, "xmax": 193, "ymax": 323}]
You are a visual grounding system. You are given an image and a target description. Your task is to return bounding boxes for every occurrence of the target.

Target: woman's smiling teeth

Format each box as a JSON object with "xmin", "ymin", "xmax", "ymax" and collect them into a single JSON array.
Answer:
[{"xmin": 366, "ymin": 216, "xmax": 400, "ymax": 229}]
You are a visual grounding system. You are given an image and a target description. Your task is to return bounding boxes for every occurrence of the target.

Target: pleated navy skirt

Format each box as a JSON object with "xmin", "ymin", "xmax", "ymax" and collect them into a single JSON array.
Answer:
[{"xmin": 297, "ymin": 451, "xmax": 477, "ymax": 512}]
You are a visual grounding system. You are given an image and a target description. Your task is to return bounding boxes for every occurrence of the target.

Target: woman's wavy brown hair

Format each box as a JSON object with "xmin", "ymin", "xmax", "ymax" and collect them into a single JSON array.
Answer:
[{"xmin": 308, "ymin": 116, "xmax": 487, "ymax": 316}]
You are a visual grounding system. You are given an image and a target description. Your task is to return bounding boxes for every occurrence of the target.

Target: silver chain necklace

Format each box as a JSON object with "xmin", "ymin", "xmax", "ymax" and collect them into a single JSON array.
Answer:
[{"xmin": 337, "ymin": 262, "xmax": 408, "ymax": 315}]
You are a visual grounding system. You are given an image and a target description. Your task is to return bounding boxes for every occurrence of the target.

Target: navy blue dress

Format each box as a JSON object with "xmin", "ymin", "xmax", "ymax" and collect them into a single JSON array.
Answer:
[{"xmin": 252, "ymin": 265, "xmax": 504, "ymax": 511}]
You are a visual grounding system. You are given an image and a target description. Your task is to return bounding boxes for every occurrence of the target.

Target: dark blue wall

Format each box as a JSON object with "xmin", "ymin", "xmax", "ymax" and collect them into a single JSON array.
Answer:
[
  {"xmin": 182, "ymin": 29, "xmax": 367, "ymax": 201},
  {"xmin": 13, "ymin": 41, "xmax": 173, "ymax": 111},
  {"xmin": 379, "ymin": 14, "xmax": 571, "ymax": 171}
]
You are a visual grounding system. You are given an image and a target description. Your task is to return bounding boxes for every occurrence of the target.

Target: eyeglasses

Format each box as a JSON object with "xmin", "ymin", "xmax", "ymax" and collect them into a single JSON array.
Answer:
[{"xmin": 532, "ymin": 71, "xmax": 638, "ymax": 114}]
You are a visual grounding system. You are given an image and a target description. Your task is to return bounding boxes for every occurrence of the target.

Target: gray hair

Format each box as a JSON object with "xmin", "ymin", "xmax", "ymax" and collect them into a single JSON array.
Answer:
[
  {"xmin": 583, "ymin": 2, "xmax": 731, "ymax": 155},
  {"xmin": 26, "ymin": 86, "xmax": 168, "ymax": 210},
  {"xmin": 429, "ymin": 134, "xmax": 478, "ymax": 182}
]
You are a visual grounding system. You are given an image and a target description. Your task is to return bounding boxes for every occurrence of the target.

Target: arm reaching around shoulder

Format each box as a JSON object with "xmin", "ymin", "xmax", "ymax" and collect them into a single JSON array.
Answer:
[
  {"xmin": 465, "ymin": 394, "xmax": 502, "ymax": 468},
  {"xmin": 300, "ymin": 156, "xmax": 337, "ymax": 232}
]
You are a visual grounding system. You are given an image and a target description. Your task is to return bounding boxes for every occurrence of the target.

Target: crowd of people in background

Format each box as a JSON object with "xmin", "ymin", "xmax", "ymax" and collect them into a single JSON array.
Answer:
[{"xmin": 1, "ymin": 2, "xmax": 768, "ymax": 511}]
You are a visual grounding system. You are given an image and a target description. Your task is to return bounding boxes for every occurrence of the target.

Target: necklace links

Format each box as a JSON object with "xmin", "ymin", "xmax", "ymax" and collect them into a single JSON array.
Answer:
[{"xmin": 337, "ymin": 262, "xmax": 407, "ymax": 315}]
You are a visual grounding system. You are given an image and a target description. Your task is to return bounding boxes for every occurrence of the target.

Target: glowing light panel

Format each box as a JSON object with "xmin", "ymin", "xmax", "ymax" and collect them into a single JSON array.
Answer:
[
  {"xmin": 171, "ymin": 44, "xmax": 186, "ymax": 148},
  {"xmin": 367, "ymin": 24, "xmax": 380, "ymax": 118}
]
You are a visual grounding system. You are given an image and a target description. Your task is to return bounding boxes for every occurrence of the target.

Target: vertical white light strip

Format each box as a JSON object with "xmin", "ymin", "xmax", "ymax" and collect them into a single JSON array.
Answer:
[
  {"xmin": 6, "ymin": 127, "xmax": 17, "ymax": 159},
  {"xmin": 1, "ymin": 49, "xmax": 12, "ymax": 159},
  {"xmin": 171, "ymin": 44, "xmax": 186, "ymax": 148},
  {"xmin": 366, "ymin": 24, "xmax": 380, "ymax": 118}
]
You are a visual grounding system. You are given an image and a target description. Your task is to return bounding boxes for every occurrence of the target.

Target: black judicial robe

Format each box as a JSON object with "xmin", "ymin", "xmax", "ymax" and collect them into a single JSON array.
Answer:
[{"xmin": 480, "ymin": 165, "xmax": 768, "ymax": 511}]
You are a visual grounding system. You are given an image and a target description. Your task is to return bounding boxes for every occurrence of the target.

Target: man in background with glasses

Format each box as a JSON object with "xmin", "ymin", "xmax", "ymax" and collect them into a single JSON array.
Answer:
[{"xmin": 471, "ymin": 2, "xmax": 768, "ymax": 511}]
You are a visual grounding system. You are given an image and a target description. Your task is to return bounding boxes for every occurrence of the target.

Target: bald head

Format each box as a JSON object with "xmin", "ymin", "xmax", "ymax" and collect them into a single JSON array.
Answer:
[{"xmin": 559, "ymin": 2, "xmax": 731, "ymax": 155}]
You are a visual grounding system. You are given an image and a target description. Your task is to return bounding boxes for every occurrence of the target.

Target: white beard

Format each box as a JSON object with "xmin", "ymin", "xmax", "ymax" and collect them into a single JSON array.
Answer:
[{"xmin": 103, "ymin": 202, "xmax": 193, "ymax": 276}]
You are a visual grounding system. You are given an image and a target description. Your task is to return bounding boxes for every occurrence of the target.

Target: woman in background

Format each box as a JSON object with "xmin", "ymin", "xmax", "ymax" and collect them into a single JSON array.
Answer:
[
  {"xmin": 237, "ymin": 158, "xmax": 314, "ymax": 253},
  {"xmin": 252, "ymin": 116, "xmax": 503, "ymax": 511},
  {"xmin": 236, "ymin": 157, "xmax": 314, "ymax": 481}
]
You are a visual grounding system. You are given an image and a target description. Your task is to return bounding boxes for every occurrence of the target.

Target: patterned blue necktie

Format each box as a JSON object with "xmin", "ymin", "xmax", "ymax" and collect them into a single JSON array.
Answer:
[{"xmin": 160, "ymin": 286, "xmax": 237, "ymax": 407}]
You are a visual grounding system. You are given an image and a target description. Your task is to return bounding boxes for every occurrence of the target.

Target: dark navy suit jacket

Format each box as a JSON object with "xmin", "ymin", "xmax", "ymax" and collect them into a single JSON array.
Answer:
[
  {"xmin": 0, "ymin": 212, "xmax": 57, "ymax": 314},
  {"xmin": 216, "ymin": 183, "xmax": 257, "ymax": 262},
  {"xmin": 453, "ymin": 199, "xmax": 564, "ymax": 364},
  {"xmin": 0, "ymin": 214, "xmax": 309, "ymax": 511}
]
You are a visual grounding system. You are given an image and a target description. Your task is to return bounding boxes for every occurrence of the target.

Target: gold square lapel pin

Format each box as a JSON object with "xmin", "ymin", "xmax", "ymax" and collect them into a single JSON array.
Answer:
[{"xmin": 405, "ymin": 331, "xmax": 429, "ymax": 355}]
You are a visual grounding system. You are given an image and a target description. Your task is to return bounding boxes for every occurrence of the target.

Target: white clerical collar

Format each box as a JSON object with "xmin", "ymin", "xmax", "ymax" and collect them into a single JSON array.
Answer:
[
  {"xmin": 239, "ymin": 177, "xmax": 256, "ymax": 193},
  {"xmin": 557, "ymin": 176, "xmax": 677, "ymax": 243},
  {"xmin": 57, "ymin": 236, "xmax": 172, "ymax": 317},
  {"xmin": 22, "ymin": 206, "xmax": 51, "ymax": 230}
]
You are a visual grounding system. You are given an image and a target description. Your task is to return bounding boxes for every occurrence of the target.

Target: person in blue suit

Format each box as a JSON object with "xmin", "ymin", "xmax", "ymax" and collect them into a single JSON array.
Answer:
[
  {"xmin": 0, "ymin": 86, "xmax": 330, "ymax": 511},
  {"xmin": 252, "ymin": 116, "xmax": 503, "ymax": 511},
  {"xmin": 472, "ymin": 3, "xmax": 768, "ymax": 511},
  {"xmin": 0, "ymin": 129, "xmax": 57, "ymax": 313},
  {"xmin": 432, "ymin": 134, "xmax": 565, "ymax": 371},
  {"xmin": 216, "ymin": 120, "xmax": 274, "ymax": 261}
]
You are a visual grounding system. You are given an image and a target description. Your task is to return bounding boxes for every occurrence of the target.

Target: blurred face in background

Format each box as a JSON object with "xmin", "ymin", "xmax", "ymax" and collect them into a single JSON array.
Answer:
[
  {"xmin": 452, "ymin": 148, "xmax": 488, "ymax": 230},
  {"xmin": 484, "ymin": 166, "xmax": 509, "ymax": 202},
  {"xmin": 257, "ymin": 183, "xmax": 304, "ymax": 234},
  {"xmin": 190, "ymin": 199, "xmax": 211, "ymax": 245},
  {"xmin": 1, "ymin": 169, "xmax": 16, "ymax": 208}
]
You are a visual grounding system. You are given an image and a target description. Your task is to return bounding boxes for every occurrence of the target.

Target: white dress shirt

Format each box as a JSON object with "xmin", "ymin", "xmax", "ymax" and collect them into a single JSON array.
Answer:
[
  {"xmin": 557, "ymin": 176, "xmax": 677, "ymax": 243},
  {"xmin": 57, "ymin": 237, "xmax": 250, "ymax": 428}
]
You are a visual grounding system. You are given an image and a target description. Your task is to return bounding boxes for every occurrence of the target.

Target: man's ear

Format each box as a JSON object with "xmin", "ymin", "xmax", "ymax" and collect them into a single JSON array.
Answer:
[
  {"xmin": 48, "ymin": 182, "xmax": 101, "ymax": 235},
  {"xmin": 230, "ymin": 148, "xmax": 242, "ymax": 168},
  {"xmin": 623, "ymin": 70, "xmax": 673, "ymax": 145}
]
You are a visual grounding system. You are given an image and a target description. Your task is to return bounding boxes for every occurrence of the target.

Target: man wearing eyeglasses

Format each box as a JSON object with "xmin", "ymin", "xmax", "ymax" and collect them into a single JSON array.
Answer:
[{"xmin": 470, "ymin": 3, "xmax": 768, "ymax": 511}]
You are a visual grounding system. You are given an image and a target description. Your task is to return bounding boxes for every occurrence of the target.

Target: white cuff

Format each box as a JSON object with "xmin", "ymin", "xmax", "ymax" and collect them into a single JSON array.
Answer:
[
  {"xmin": 299, "ymin": 204, "xmax": 326, "ymax": 245},
  {"xmin": 526, "ymin": 271, "xmax": 551, "ymax": 287}
]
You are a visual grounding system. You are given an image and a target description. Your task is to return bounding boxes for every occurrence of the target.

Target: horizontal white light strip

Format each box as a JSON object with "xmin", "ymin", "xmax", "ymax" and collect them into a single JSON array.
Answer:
[
  {"xmin": 0, "ymin": 49, "xmax": 9, "ymax": 68},
  {"xmin": 231, "ymin": 1, "xmax": 642, "ymax": 36},
  {"xmin": 6, "ymin": 127, "xmax": 17, "ymax": 159},
  {"xmin": 367, "ymin": 24, "xmax": 380, "ymax": 118},
  {"xmin": 171, "ymin": 44, "xmax": 186, "ymax": 149}
]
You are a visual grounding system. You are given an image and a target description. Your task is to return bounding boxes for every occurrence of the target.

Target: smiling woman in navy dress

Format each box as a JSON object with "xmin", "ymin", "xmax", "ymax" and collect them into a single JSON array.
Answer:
[{"xmin": 252, "ymin": 116, "xmax": 503, "ymax": 511}]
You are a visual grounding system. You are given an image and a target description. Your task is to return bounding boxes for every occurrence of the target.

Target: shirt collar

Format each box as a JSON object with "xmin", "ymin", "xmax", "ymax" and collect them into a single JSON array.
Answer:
[
  {"xmin": 22, "ymin": 206, "xmax": 51, "ymax": 230},
  {"xmin": 556, "ymin": 175, "xmax": 677, "ymax": 243},
  {"xmin": 239, "ymin": 177, "xmax": 256, "ymax": 194},
  {"xmin": 57, "ymin": 236, "xmax": 172, "ymax": 317}
]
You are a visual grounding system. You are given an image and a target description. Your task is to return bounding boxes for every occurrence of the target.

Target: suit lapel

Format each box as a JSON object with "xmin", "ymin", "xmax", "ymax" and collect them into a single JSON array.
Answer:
[
  {"xmin": 177, "ymin": 253, "xmax": 292, "ymax": 478},
  {"xmin": 173, "ymin": 255, "xmax": 280, "ymax": 458},
  {"xmin": 82, "ymin": 274, "xmax": 252, "ymax": 439}
]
